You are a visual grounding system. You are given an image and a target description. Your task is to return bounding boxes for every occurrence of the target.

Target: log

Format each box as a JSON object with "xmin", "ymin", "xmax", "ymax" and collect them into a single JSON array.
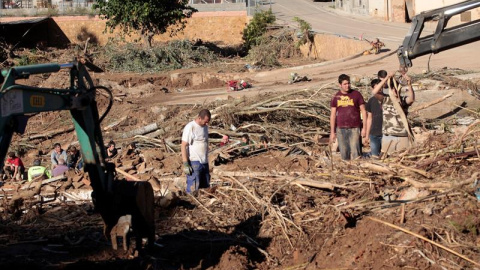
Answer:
[
  {"xmin": 403, "ymin": 172, "xmax": 478, "ymax": 189},
  {"xmin": 392, "ymin": 164, "xmax": 431, "ymax": 178},
  {"xmin": 212, "ymin": 168, "xmax": 288, "ymax": 177},
  {"xmin": 9, "ymin": 181, "xmax": 42, "ymax": 207},
  {"xmin": 28, "ymin": 127, "xmax": 74, "ymax": 140},
  {"xmin": 291, "ymin": 180, "xmax": 334, "ymax": 190},
  {"xmin": 411, "ymin": 93, "xmax": 453, "ymax": 113},
  {"xmin": 360, "ymin": 162, "xmax": 395, "ymax": 174},
  {"xmin": 115, "ymin": 167, "xmax": 144, "ymax": 181},
  {"xmin": 118, "ymin": 123, "xmax": 159, "ymax": 139},
  {"xmin": 103, "ymin": 116, "xmax": 127, "ymax": 131},
  {"xmin": 19, "ymin": 175, "xmax": 67, "ymax": 190}
]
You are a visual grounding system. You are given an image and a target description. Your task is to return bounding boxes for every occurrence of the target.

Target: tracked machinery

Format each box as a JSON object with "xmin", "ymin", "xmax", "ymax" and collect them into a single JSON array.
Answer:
[{"xmin": 0, "ymin": 60, "xmax": 155, "ymax": 251}]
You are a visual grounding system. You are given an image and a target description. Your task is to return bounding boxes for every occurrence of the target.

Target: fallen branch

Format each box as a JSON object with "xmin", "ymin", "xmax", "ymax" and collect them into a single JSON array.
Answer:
[
  {"xmin": 292, "ymin": 179, "xmax": 352, "ymax": 191},
  {"xmin": 369, "ymin": 217, "xmax": 480, "ymax": 267},
  {"xmin": 115, "ymin": 168, "xmax": 144, "ymax": 181},
  {"xmin": 103, "ymin": 116, "xmax": 128, "ymax": 131},
  {"xmin": 360, "ymin": 162, "xmax": 395, "ymax": 174},
  {"xmin": 28, "ymin": 127, "xmax": 74, "ymax": 140},
  {"xmin": 403, "ymin": 172, "xmax": 478, "ymax": 189},
  {"xmin": 118, "ymin": 123, "xmax": 159, "ymax": 139},
  {"xmin": 411, "ymin": 92, "xmax": 453, "ymax": 113}
]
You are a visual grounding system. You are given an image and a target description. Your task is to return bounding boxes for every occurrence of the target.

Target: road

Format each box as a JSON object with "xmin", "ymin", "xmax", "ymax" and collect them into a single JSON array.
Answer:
[
  {"xmin": 261, "ymin": 0, "xmax": 480, "ymax": 72},
  {"xmin": 263, "ymin": 0, "xmax": 408, "ymax": 44},
  {"xmin": 161, "ymin": 0, "xmax": 480, "ymax": 104}
]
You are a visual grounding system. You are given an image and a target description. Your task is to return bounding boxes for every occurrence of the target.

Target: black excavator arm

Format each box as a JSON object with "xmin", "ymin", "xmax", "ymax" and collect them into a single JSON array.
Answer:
[{"xmin": 398, "ymin": 0, "xmax": 480, "ymax": 69}]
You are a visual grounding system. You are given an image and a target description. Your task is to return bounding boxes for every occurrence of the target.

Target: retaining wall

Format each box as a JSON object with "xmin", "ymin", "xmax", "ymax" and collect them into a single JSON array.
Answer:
[
  {"xmin": 300, "ymin": 33, "xmax": 370, "ymax": 61},
  {"xmin": 0, "ymin": 11, "xmax": 248, "ymax": 46}
]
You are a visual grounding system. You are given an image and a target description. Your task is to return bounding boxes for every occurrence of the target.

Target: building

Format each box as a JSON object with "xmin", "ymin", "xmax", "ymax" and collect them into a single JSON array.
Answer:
[{"xmin": 336, "ymin": 0, "xmax": 480, "ymax": 24}]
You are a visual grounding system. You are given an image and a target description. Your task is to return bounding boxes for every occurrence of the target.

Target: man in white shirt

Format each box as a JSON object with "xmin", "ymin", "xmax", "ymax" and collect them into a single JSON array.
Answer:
[{"xmin": 181, "ymin": 109, "xmax": 211, "ymax": 194}]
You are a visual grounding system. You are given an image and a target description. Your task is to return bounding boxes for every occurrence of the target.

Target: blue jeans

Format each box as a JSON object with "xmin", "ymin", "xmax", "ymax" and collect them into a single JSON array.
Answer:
[
  {"xmin": 369, "ymin": 135, "xmax": 382, "ymax": 157},
  {"xmin": 186, "ymin": 161, "xmax": 210, "ymax": 194},
  {"xmin": 336, "ymin": 127, "xmax": 362, "ymax": 160}
]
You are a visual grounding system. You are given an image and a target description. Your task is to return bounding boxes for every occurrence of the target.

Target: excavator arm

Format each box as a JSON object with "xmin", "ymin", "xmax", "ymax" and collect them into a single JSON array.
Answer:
[
  {"xmin": 0, "ymin": 61, "xmax": 155, "ymax": 250},
  {"xmin": 0, "ymin": 61, "xmax": 113, "ymax": 193},
  {"xmin": 398, "ymin": 0, "xmax": 480, "ymax": 69}
]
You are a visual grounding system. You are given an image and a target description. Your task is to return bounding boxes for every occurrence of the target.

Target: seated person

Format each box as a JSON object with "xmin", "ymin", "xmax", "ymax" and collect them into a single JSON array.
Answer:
[
  {"xmin": 106, "ymin": 141, "xmax": 118, "ymax": 159},
  {"xmin": 28, "ymin": 159, "xmax": 51, "ymax": 181},
  {"xmin": 125, "ymin": 142, "xmax": 138, "ymax": 157},
  {"xmin": 220, "ymin": 135, "xmax": 230, "ymax": 147},
  {"xmin": 4, "ymin": 152, "xmax": 25, "ymax": 181},
  {"xmin": 240, "ymin": 134, "xmax": 255, "ymax": 156},
  {"xmin": 52, "ymin": 158, "xmax": 69, "ymax": 177},
  {"xmin": 67, "ymin": 145, "xmax": 83, "ymax": 170},
  {"xmin": 260, "ymin": 135, "xmax": 269, "ymax": 149},
  {"xmin": 51, "ymin": 143, "xmax": 67, "ymax": 170}
]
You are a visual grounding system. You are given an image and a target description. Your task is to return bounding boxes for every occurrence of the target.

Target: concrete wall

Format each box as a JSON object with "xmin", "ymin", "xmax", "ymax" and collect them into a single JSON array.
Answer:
[
  {"xmin": 336, "ymin": 0, "xmax": 369, "ymax": 15},
  {"xmin": 369, "ymin": 0, "xmax": 386, "ymax": 19},
  {"xmin": 414, "ymin": 0, "xmax": 480, "ymax": 25},
  {"xmin": 0, "ymin": 11, "xmax": 248, "ymax": 46},
  {"xmin": 191, "ymin": 3, "xmax": 246, "ymax": 12},
  {"xmin": 362, "ymin": 0, "xmax": 480, "ymax": 23},
  {"xmin": 391, "ymin": 0, "xmax": 405, "ymax": 22},
  {"xmin": 300, "ymin": 33, "xmax": 370, "ymax": 61}
]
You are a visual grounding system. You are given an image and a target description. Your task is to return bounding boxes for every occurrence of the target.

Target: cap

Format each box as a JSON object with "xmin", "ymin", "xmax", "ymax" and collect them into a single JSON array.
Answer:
[{"xmin": 33, "ymin": 159, "xmax": 41, "ymax": 166}]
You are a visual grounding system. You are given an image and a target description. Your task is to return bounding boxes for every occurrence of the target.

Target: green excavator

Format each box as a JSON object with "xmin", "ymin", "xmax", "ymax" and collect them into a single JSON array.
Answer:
[{"xmin": 0, "ymin": 60, "xmax": 155, "ymax": 250}]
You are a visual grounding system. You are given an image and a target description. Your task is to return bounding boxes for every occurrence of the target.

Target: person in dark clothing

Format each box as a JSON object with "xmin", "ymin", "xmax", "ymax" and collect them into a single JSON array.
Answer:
[
  {"xmin": 365, "ymin": 78, "xmax": 383, "ymax": 158},
  {"xmin": 67, "ymin": 145, "xmax": 83, "ymax": 170},
  {"xmin": 106, "ymin": 141, "xmax": 118, "ymax": 159}
]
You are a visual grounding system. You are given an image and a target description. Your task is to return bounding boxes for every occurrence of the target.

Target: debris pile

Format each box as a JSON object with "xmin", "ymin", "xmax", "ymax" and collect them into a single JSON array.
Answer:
[{"xmin": 0, "ymin": 70, "xmax": 479, "ymax": 269}]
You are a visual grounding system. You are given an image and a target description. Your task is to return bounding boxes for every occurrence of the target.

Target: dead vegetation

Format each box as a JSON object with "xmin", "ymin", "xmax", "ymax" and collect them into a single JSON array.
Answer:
[{"xmin": 0, "ymin": 66, "xmax": 479, "ymax": 269}]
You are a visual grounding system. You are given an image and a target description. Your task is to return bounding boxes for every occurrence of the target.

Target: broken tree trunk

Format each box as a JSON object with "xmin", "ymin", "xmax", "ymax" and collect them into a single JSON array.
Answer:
[
  {"xmin": 411, "ymin": 93, "xmax": 453, "ymax": 114},
  {"xmin": 28, "ymin": 127, "xmax": 74, "ymax": 140},
  {"xmin": 360, "ymin": 162, "xmax": 395, "ymax": 174},
  {"xmin": 115, "ymin": 167, "xmax": 143, "ymax": 181},
  {"xmin": 118, "ymin": 123, "xmax": 159, "ymax": 139},
  {"xmin": 403, "ymin": 172, "xmax": 478, "ymax": 189},
  {"xmin": 9, "ymin": 181, "xmax": 42, "ymax": 208},
  {"xmin": 104, "ymin": 116, "xmax": 128, "ymax": 131}
]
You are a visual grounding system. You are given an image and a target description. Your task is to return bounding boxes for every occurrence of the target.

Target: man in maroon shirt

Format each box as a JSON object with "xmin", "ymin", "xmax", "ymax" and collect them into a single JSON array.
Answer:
[{"xmin": 329, "ymin": 74, "xmax": 367, "ymax": 160}]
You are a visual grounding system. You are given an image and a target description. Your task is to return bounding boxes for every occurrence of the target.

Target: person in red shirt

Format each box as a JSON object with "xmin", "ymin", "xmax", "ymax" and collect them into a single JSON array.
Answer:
[
  {"xmin": 3, "ymin": 152, "xmax": 25, "ymax": 181},
  {"xmin": 329, "ymin": 74, "xmax": 367, "ymax": 160},
  {"xmin": 220, "ymin": 135, "xmax": 230, "ymax": 147}
]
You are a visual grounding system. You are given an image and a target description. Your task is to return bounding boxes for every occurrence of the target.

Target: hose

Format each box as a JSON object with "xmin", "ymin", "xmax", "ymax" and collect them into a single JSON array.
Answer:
[{"xmin": 89, "ymin": 85, "xmax": 114, "ymax": 123}]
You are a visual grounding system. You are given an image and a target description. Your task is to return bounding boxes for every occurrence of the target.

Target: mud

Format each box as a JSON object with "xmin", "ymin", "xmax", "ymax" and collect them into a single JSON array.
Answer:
[{"xmin": 0, "ymin": 46, "xmax": 479, "ymax": 270}]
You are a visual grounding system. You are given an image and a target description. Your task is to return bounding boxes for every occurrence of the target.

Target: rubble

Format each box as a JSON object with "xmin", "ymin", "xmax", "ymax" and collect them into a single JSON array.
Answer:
[{"xmin": 0, "ymin": 52, "xmax": 479, "ymax": 270}]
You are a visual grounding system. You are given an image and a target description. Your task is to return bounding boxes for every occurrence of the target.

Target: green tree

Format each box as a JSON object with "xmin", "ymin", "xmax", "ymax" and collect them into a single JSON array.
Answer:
[
  {"xmin": 293, "ymin": 17, "xmax": 317, "ymax": 59},
  {"xmin": 243, "ymin": 9, "xmax": 276, "ymax": 50},
  {"xmin": 94, "ymin": 0, "xmax": 197, "ymax": 48}
]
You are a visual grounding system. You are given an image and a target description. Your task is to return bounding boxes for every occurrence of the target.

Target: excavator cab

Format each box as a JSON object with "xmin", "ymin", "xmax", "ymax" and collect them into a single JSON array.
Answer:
[{"xmin": 0, "ymin": 60, "xmax": 155, "ymax": 250}]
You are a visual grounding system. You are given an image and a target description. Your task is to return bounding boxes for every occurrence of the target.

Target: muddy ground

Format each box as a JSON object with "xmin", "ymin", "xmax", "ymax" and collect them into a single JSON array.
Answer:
[{"xmin": 0, "ymin": 46, "xmax": 480, "ymax": 270}]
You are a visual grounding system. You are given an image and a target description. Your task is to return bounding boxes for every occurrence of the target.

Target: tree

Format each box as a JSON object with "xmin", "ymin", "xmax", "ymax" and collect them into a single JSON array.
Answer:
[
  {"xmin": 243, "ymin": 9, "xmax": 276, "ymax": 51},
  {"xmin": 94, "ymin": 0, "xmax": 197, "ymax": 48},
  {"xmin": 293, "ymin": 17, "xmax": 317, "ymax": 59}
]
